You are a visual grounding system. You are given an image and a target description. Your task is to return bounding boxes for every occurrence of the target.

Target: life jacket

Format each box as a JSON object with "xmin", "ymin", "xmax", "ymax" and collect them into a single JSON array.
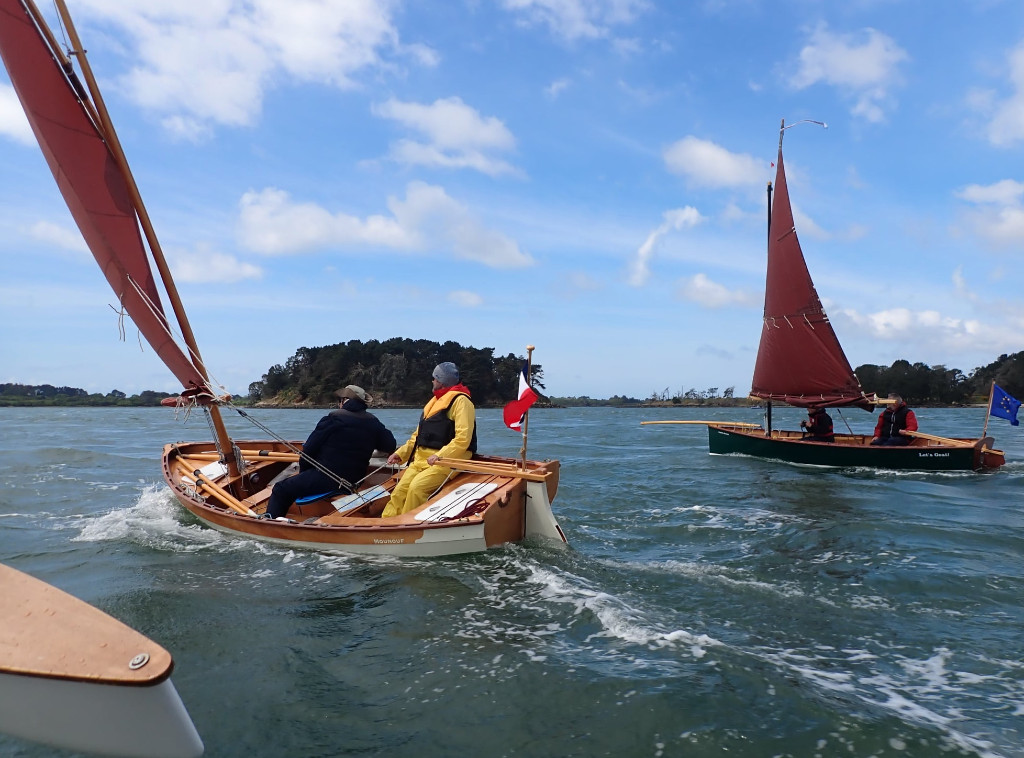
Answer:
[
  {"xmin": 880, "ymin": 404, "xmax": 910, "ymax": 437},
  {"xmin": 416, "ymin": 392, "xmax": 477, "ymax": 453}
]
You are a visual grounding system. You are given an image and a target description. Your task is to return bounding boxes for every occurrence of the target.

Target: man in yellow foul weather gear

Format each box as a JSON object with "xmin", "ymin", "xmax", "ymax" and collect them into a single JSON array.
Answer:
[{"xmin": 382, "ymin": 362, "xmax": 477, "ymax": 517}]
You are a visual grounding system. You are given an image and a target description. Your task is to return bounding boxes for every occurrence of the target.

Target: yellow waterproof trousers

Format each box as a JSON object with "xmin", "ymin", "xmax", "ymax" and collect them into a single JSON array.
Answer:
[{"xmin": 381, "ymin": 458, "xmax": 454, "ymax": 517}]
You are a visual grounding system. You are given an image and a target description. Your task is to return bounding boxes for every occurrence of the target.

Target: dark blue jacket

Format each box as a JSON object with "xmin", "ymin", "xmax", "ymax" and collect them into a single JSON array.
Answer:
[{"xmin": 301, "ymin": 400, "xmax": 397, "ymax": 485}]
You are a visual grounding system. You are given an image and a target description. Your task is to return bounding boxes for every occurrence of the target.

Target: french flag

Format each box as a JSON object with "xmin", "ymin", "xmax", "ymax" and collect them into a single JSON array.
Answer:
[{"xmin": 503, "ymin": 363, "xmax": 539, "ymax": 431}]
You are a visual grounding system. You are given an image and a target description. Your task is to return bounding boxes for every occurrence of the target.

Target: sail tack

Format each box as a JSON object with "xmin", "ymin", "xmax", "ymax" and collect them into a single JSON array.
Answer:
[{"xmin": 750, "ymin": 148, "xmax": 871, "ymax": 410}]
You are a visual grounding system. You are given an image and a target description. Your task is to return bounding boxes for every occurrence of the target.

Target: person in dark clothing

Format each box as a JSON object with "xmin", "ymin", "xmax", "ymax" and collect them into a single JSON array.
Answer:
[
  {"xmin": 870, "ymin": 393, "xmax": 918, "ymax": 446},
  {"xmin": 263, "ymin": 385, "xmax": 397, "ymax": 520},
  {"xmin": 800, "ymin": 406, "xmax": 834, "ymax": 442}
]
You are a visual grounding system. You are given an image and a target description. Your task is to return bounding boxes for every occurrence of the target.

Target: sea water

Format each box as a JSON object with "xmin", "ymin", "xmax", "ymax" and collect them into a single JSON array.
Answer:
[{"xmin": 1, "ymin": 405, "xmax": 1023, "ymax": 757}]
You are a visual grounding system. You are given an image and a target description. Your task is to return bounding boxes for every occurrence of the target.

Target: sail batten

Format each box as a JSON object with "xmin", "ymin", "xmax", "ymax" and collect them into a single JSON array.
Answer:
[
  {"xmin": 750, "ymin": 146, "xmax": 872, "ymax": 410},
  {"xmin": 0, "ymin": 0, "xmax": 209, "ymax": 393}
]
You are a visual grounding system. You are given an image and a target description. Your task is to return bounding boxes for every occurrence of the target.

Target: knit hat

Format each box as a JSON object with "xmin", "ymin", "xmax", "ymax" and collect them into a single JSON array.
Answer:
[
  {"xmin": 336, "ymin": 385, "xmax": 372, "ymax": 404},
  {"xmin": 432, "ymin": 362, "xmax": 460, "ymax": 387}
]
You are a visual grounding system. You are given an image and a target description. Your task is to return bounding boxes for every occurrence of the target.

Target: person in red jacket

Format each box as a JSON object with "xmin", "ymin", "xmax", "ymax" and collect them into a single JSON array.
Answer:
[{"xmin": 870, "ymin": 393, "xmax": 918, "ymax": 446}]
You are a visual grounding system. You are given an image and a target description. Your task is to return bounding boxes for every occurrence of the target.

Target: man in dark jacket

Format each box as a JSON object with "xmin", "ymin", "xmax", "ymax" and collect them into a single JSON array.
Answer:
[
  {"xmin": 264, "ymin": 385, "xmax": 397, "ymax": 519},
  {"xmin": 800, "ymin": 406, "xmax": 834, "ymax": 442}
]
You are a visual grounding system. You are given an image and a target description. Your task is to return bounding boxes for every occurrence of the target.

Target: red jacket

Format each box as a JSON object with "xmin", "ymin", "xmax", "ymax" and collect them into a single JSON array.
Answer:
[{"xmin": 874, "ymin": 403, "xmax": 918, "ymax": 438}]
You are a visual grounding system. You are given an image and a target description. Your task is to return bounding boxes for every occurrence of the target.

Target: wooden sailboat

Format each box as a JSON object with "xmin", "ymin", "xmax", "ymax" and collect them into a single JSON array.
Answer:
[
  {"xmin": 0, "ymin": 0, "xmax": 566, "ymax": 555},
  {"xmin": 646, "ymin": 120, "xmax": 1004, "ymax": 472},
  {"xmin": 0, "ymin": 563, "xmax": 204, "ymax": 757}
]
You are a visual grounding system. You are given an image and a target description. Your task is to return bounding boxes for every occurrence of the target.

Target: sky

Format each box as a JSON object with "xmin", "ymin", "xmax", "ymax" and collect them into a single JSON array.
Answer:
[{"xmin": 1, "ymin": 0, "xmax": 1024, "ymax": 400}]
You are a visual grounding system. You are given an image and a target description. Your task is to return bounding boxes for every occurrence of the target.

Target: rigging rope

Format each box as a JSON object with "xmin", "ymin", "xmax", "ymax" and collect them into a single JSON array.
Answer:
[{"xmin": 225, "ymin": 404, "xmax": 371, "ymax": 491}]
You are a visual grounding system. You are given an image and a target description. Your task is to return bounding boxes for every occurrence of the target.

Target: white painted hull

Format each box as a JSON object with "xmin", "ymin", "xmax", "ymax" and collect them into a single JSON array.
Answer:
[{"xmin": 0, "ymin": 673, "xmax": 203, "ymax": 758}]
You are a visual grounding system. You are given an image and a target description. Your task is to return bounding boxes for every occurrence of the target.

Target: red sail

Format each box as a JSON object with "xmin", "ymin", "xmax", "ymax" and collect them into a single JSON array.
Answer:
[
  {"xmin": 0, "ymin": 0, "xmax": 209, "ymax": 393},
  {"xmin": 750, "ymin": 148, "xmax": 871, "ymax": 410}
]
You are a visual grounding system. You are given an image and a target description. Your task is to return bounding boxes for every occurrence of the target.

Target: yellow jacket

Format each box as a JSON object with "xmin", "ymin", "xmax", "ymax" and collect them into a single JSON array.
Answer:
[{"xmin": 394, "ymin": 391, "xmax": 476, "ymax": 464}]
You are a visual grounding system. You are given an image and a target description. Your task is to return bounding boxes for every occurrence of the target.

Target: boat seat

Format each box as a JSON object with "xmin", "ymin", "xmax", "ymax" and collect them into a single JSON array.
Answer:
[{"xmin": 295, "ymin": 489, "xmax": 349, "ymax": 505}]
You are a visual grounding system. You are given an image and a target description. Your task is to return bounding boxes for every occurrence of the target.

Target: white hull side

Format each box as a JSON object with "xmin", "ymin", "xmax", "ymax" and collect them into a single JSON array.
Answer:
[
  {"xmin": 0, "ymin": 673, "xmax": 203, "ymax": 758},
  {"xmin": 197, "ymin": 517, "xmax": 490, "ymax": 557}
]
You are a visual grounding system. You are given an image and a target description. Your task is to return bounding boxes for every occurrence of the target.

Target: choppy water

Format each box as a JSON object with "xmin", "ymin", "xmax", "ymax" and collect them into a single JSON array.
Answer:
[{"xmin": 1, "ymin": 405, "xmax": 1023, "ymax": 757}]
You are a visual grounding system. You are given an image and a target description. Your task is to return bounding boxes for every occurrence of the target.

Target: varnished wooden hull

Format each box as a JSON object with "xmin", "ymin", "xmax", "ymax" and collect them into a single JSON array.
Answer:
[
  {"xmin": 0, "ymin": 564, "xmax": 204, "ymax": 758},
  {"xmin": 162, "ymin": 441, "xmax": 566, "ymax": 557},
  {"xmin": 707, "ymin": 424, "xmax": 1004, "ymax": 471}
]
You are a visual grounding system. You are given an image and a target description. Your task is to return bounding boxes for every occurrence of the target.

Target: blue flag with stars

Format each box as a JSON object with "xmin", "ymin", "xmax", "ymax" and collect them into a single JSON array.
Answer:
[{"xmin": 991, "ymin": 385, "xmax": 1021, "ymax": 426}]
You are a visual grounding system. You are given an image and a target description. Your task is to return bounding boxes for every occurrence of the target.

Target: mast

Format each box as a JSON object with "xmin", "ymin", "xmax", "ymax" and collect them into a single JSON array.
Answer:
[
  {"xmin": 51, "ymin": 0, "xmax": 240, "ymax": 476},
  {"xmin": 982, "ymin": 381, "xmax": 995, "ymax": 439},
  {"xmin": 519, "ymin": 345, "xmax": 535, "ymax": 470},
  {"xmin": 765, "ymin": 172, "xmax": 773, "ymax": 436}
]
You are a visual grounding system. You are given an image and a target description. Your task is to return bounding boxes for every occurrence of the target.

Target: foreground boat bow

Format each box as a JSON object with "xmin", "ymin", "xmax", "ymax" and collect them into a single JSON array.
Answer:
[{"xmin": 0, "ymin": 564, "xmax": 203, "ymax": 757}]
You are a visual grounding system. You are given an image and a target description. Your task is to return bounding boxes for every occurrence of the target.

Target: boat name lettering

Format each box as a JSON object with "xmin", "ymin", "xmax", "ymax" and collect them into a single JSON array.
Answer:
[
  {"xmin": 373, "ymin": 538, "xmax": 406, "ymax": 544},
  {"xmin": 918, "ymin": 452, "xmax": 950, "ymax": 458}
]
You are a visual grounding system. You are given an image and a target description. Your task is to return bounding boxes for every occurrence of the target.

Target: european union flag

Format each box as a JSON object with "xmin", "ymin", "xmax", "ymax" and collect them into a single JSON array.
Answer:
[{"xmin": 991, "ymin": 384, "xmax": 1021, "ymax": 426}]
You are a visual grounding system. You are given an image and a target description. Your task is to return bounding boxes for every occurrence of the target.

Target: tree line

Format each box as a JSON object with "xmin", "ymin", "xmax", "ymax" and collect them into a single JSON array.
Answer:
[
  {"xmin": 854, "ymin": 353, "xmax": 1024, "ymax": 405},
  {"xmin": 0, "ymin": 383, "xmax": 175, "ymax": 407},
  {"xmin": 248, "ymin": 338, "xmax": 542, "ymax": 407},
  {"xmin": 7, "ymin": 349, "xmax": 1023, "ymax": 408}
]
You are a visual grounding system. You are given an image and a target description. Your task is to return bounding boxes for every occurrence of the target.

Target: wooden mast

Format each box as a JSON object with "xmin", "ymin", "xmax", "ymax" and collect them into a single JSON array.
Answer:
[
  {"xmin": 982, "ymin": 381, "xmax": 995, "ymax": 439},
  {"xmin": 519, "ymin": 345, "xmax": 535, "ymax": 470},
  {"xmin": 51, "ymin": 0, "xmax": 240, "ymax": 478}
]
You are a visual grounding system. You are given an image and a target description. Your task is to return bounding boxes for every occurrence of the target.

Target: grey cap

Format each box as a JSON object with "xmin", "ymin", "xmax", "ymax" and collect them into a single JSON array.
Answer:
[
  {"xmin": 336, "ymin": 385, "xmax": 372, "ymax": 404},
  {"xmin": 432, "ymin": 362, "xmax": 460, "ymax": 387}
]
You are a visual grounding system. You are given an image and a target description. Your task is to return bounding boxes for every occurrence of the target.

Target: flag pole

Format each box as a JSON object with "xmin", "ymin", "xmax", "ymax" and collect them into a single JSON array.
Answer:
[
  {"xmin": 982, "ymin": 380, "xmax": 994, "ymax": 439},
  {"xmin": 519, "ymin": 345, "xmax": 535, "ymax": 470}
]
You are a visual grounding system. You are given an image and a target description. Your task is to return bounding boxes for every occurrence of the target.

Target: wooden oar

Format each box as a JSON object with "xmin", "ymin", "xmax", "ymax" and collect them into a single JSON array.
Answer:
[
  {"xmin": 174, "ymin": 462, "xmax": 256, "ymax": 516},
  {"xmin": 181, "ymin": 450, "xmax": 301, "ymax": 462},
  {"xmin": 433, "ymin": 457, "xmax": 552, "ymax": 482},
  {"xmin": 899, "ymin": 430, "xmax": 975, "ymax": 448},
  {"xmin": 640, "ymin": 420, "xmax": 762, "ymax": 427}
]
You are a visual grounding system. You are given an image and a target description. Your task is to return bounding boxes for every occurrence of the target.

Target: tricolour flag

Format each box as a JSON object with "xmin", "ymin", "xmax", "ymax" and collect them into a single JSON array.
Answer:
[
  {"xmin": 503, "ymin": 363, "xmax": 539, "ymax": 431},
  {"xmin": 991, "ymin": 384, "xmax": 1021, "ymax": 426}
]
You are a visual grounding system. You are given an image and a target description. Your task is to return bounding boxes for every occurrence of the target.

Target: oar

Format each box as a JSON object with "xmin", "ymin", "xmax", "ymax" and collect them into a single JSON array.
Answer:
[
  {"xmin": 899, "ymin": 430, "xmax": 975, "ymax": 448},
  {"xmin": 640, "ymin": 420, "xmax": 762, "ymax": 427},
  {"xmin": 174, "ymin": 462, "xmax": 256, "ymax": 516},
  {"xmin": 180, "ymin": 450, "xmax": 301, "ymax": 462},
  {"xmin": 432, "ymin": 457, "xmax": 552, "ymax": 482}
]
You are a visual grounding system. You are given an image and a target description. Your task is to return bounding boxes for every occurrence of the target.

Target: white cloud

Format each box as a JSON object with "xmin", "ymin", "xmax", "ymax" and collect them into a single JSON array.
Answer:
[
  {"xmin": 372, "ymin": 97, "xmax": 520, "ymax": 176},
  {"xmin": 629, "ymin": 206, "xmax": 703, "ymax": 286},
  {"xmin": 29, "ymin": 221, "xmax": 89, "ymax": 254},
  {"xmin": 501, "ymin": 0, "xmax": 649, "ymax": 42},
  {"xmin": 789, "ymin": 23, "xmax": 908, "ymax": 123},
  {"xmin": 677, "ymin": 273, "xmax": 759, "ymax": 308},
  {"xmin": 985, "ymin": 43, "xmax": 1024, "ymax": 147},
  {"xmin": 838, "ymin": 306, "xmax": 985, "ymax": 350},
  {"xmin": 957, "ymin": 179, "xmax": 1024, "ymax": 206},
  {"xmin": 545, "ymin": 78, "xmax": 572, "ymax": 99},
  {"xmin": 663, "ymin": 137, "xmax": 765, "ymax": 188},
  {"xmin": 447, "ymin": 290, "xmax": 483, "ymax": 307},
  {"xmin": 74, "ymin": 0, "xmax": 433, "ymax": 136},
  {"xmin": 238, "ymin": 181, "xmax": 533, "ymax": 268},
  {"xmin": 170, "ymin": 244, "xmax": 262, "ymax": 284},
  {"xmin": 0, "ymin": 84, "xmax": 34, "ymax": 145},
  {"xmin": 956, "ymin": 179, "xmax": 1024, "ymax": 247}
]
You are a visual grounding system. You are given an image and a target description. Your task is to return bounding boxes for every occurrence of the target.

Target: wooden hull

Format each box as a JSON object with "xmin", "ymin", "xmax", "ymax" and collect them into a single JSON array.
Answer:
[
  {"xmin": 0, "ymin": 564, "xmax": 204, "ymax": 758},
  {"xmin": 707, "ymin": 424, "xmax": 1004, "ymax": 471},
  {"xmin": 162, "ymin": 441, "xmax": 566, "ymax": 557}
]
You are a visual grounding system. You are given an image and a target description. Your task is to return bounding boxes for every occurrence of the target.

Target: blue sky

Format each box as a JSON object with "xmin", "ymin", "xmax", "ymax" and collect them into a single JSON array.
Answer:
[{"xmin": 1, "ymin": 0, "xmax": 1023, "ymax": 399}]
